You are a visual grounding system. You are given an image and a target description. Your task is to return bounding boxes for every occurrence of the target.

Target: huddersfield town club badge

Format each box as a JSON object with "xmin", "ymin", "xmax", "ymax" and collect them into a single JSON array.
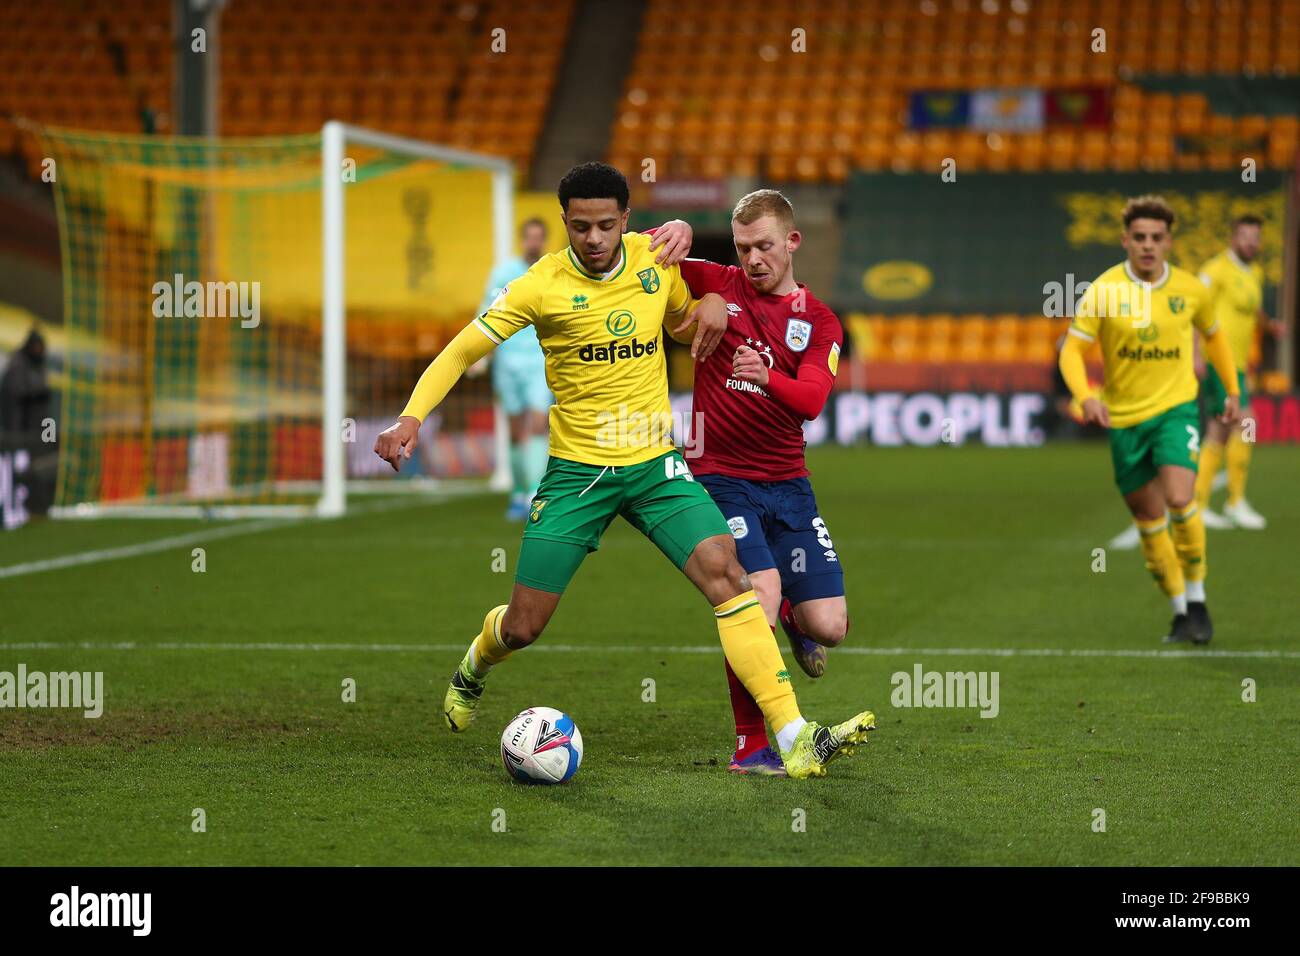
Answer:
[{"xmin": 786, "ymin": 318, "xmax": 812, "ymax": 351}]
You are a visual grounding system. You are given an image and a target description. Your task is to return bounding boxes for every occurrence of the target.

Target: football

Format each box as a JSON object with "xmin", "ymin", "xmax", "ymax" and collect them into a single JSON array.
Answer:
[{"xmin": 500, "ymin": 707, "xmax": 583, "ymax": 785}]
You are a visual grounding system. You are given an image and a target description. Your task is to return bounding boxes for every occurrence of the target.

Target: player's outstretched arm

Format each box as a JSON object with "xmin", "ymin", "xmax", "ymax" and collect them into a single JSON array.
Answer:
[
  {"xmin": 373, "ymin": 323, "xmax": 497, "ymax": 471},
  {"xmin": 1058, "ymin": 333, "xmax": 1109, "ymax": 427},
  {"xmin": 1201, "ymin": 326, "xmax": 1242, "ymax": 424},
  {"xmin": 667, "ymin": 292, "xmax": 728, "ymax": 361}
]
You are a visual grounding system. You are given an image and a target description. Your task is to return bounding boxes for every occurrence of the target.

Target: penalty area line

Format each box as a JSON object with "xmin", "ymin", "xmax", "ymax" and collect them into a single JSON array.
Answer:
[{"xmin": 0, "ymin": 641, "xmax": 1295, "ymax": 660}]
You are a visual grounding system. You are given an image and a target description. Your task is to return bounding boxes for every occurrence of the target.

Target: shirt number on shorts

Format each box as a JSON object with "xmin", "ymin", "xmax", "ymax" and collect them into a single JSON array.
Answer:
[
  {"xmin": 1186, "ymin": 425, "xmax": 1200, "ymax": 455},
  {"xmin": 665, "ymin": 457, "xmax": 694, "ymax": 481}
]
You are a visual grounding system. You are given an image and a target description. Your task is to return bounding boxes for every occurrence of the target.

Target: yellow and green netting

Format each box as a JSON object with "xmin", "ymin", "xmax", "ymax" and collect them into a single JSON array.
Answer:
[{"xmin": 39, "ymin": 126, "xmax": 506, "ymax": 516}]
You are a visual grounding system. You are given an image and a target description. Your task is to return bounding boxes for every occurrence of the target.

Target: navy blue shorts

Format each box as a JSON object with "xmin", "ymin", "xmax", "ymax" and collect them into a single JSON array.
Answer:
[{"xmin": 696, "ymin": 473, "xmax": 845, "ymax": 605}]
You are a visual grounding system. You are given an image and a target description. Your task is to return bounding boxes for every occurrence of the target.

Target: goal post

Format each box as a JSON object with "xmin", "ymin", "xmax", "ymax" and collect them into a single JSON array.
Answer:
[
  {"xmin": 320, "ymin": 122, "xmax": 515, "ymax": 517},
  {"xmin": 38, "ymin": 122, "xmax": 515, "ymax": 519}
]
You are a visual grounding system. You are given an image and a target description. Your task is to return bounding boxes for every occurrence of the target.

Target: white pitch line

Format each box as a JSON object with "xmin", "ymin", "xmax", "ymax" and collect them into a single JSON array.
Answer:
[
  {"xmin": 0, "ymin": 520, "xmax": 292, "ymax": 580},
  {"xmin": 0, "ymin": 641, "xmax": 1295, "ymax": 660},
  {"xmin": 0, "ymin": 493, "xmax": 471, "ymax": 581}
]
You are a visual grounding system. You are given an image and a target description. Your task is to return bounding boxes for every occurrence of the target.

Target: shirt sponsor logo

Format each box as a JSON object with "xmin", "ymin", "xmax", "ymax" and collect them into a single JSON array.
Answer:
[
  {"xmin": 605, "ymin": 310, "xmax": 636, "ymax": 337},
  {"xmin": 1116, "ymin": 344, "xmax": 1181, "ymax": 362},
  {"xmin": 579, "ymin": 337, "xmax": 658, "ymax": 364},
  {"xmin": 725, "ymin": 377, "xmax": 769, "ymax": 397},
  {"xmin": 786, "ymin": 318, "xmax": 812, "ymax": 351}
]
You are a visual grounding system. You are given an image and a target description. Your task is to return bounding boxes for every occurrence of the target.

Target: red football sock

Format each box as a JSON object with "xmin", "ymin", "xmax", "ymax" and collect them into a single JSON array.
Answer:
[{"xmin": 724, "ymin": 632, "xmax": 771, "ymax": 759}]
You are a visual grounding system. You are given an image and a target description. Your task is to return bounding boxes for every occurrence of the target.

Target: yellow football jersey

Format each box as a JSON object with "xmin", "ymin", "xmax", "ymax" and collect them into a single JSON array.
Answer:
[
  {"xmin": 1069, "ymin": 261, "xmax": 1218, "ymax": 429},
  {"xmin": 1198, "ymin": 249, "xmax": 1263, "ymax": 368},
  {"xmin": 473, "ymin": 230, "xmax": 694, "ymax": 466}
]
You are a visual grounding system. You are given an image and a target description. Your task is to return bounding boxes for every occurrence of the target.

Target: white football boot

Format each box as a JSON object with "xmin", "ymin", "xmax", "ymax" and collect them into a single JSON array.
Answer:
[
  {"xmin": 1108, "ymin": 524, "xmax": 1141, "ymax": 551},
  {"xmin": 1225, "ymin": 499, "xmax": 1267, "ymax": 530},
  {"xmin": 1201, "ymin": 507, "xmax": 1234, "ymax": 530}
]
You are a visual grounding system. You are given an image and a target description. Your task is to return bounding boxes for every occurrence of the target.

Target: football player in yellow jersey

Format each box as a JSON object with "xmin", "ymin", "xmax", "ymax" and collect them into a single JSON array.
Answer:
[
  {"xmin": 1193, "ymin": 215, "xmax": 1280, "ymax": 530},
  {"xmin": 373, "ymin": 163, "xmax": 876, "ymax": 778},
  {"xmin": 1060, "ymin": 196, "xmax": 1241, "ymax": 645}
]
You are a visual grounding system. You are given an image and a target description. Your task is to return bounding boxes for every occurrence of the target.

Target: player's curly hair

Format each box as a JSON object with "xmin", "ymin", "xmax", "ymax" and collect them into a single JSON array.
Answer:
[
  {"xmin": 1122, "ymin": 195, "xmax": 1175, "ymax": 230},
  {"xmin": 557, "ymin": 162, "xmax": 629, "ymax": 211}
]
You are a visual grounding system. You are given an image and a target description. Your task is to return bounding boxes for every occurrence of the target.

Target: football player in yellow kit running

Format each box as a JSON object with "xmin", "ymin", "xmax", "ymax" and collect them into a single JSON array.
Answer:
[
  {"xmin": 1059, "ymin": 196, "xmax": 1241, "ymax": 645},
  {"xmin": 373, "ymin": 163, "xmax": 876, "ymax": 778},
  {"xmin": 1193, "ymin": 214, "xmax": 1280, "ymax": 530}
]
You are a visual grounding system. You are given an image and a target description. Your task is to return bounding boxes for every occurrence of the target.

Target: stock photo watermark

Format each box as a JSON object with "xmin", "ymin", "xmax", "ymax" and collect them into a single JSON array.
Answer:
[{"xmin": 0, "ymin": 664, "xmax": 103, "ymax": 718}]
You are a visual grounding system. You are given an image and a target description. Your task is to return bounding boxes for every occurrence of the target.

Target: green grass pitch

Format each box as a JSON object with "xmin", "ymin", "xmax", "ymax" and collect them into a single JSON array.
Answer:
[{"xmin": 1, "ymin": 444, "xmax": 1296, "ymax": 865}]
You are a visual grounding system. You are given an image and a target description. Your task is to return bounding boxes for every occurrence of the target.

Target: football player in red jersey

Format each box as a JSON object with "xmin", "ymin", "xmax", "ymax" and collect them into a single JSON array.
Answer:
[{"xmin": 650, "ymin": 190, "xmax": 850, "ymax": 776}]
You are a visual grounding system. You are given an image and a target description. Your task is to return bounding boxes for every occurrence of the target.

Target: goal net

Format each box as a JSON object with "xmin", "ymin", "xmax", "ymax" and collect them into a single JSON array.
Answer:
[{"xmin": 39, "ymin": 122, "xmax": 513, "ymax": 518}]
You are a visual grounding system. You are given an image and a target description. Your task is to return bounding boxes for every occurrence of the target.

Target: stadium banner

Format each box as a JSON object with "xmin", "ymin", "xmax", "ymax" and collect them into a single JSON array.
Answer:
[
  {"xmin": 835, "ymin": 172, "xmax": 1287, "ymax": 315},
  {"xmin": 1247, "ymin": 393, "xmax": 1300, "ymax": 443},
  {"xmin": 1044, "ymin": 86, "xmax": 1112, "ymax": 127},
  {"xmin": 969, "ymin": 88, "xmax": 1045, "ymax": 131},
  {"xmin": 646, "ymin": 179, "xmax": 730, "ymax": 209},
  {"xmin": 909, "ymin": 88, "xmax": 1110, "ymax": 131},
  {"xmin": 908, "ymin": 91, "xmax": 972, "ymax": 129},
  {"xmin": 669, "ymin": 391, "xmax": 1300, "ymax": 449},
  {"xmin": 671, "ymin": 390, "xmax": 1047, "ymax": 448}
]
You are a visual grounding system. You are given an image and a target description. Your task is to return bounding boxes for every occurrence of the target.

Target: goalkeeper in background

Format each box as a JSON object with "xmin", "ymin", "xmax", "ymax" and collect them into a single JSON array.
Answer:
[{"xmin": 476, "ymin": 218, "xmax": 553, "ymax": 520}]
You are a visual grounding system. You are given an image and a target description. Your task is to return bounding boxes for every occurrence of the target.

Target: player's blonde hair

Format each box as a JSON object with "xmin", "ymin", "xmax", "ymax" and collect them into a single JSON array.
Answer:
[
  {"xmin": 732, "ymin": 189, "xmax": 796, "ymax": 233},
  {"xmin": 1122, "ymin": 195, "xmax": 1175, "ymax": 230}
]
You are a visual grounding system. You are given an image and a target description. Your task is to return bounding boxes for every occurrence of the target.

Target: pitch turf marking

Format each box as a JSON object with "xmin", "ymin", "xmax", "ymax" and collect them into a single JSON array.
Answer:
[
  {"xmin": 0, "ymin": 520, "xmax": 293, "ymax": 580},
  {"xmin": 0, "ymin": 493, "xmax": 476, "ymax": 581},
  {"xmin": 1, "ymin": 641, "xmax": 1296, "ymax": 660}
]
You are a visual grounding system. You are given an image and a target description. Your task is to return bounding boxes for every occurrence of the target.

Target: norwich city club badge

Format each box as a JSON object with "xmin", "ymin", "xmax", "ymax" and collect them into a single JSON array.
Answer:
[
  {"xmin": 530, "ymin": 499, "xmax": 547, "ymax": 522},
  {"xmin": 637, "ymin": 267, "xmax": 659, "ymax": 294},
  {"xmin": 1168, "ymin": 296, "xmax": 1185, "ymax": 314}
]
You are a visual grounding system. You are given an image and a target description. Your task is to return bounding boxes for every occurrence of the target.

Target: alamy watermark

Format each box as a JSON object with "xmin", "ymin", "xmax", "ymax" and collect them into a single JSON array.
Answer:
[
  {"xmin": 891, "ymin": 663, "xmax": 999, "ymax": 718},
  {"xmin": 152, "ymin": 273, "xmax": 261, "ymax": 328},
  {"xmin": 1043, "ymin": 272, "xmax": 1153, "ymax": 327},
  {"xmin": 0, "ymin": 664, "xmax": 103, "ymax": 718},
  {"xmin": 594, "ymin": 404, "xmax": 706, "ymax": 459},
  {"xmin": 50, "ymin": 886, "xmax": 150, "ymax": 936}
]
